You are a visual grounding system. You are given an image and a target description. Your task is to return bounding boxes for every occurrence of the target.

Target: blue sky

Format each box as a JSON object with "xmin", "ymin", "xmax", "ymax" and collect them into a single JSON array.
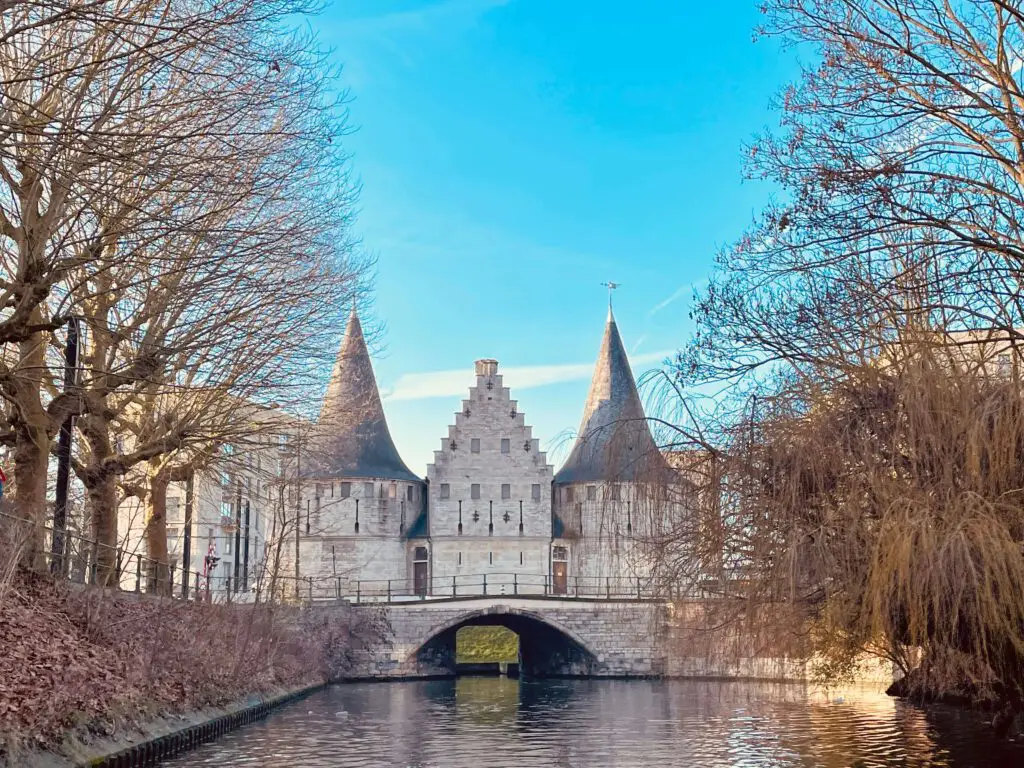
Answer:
[{"xmin": 312, "ymin": 0, "xmax": 798, "ymax": 474}]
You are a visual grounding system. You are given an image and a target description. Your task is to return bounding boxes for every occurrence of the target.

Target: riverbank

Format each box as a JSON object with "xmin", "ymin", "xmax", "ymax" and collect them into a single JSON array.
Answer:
[{"xmin": 0, "ymin": 571, "xmax": 386, "ymax": 767}]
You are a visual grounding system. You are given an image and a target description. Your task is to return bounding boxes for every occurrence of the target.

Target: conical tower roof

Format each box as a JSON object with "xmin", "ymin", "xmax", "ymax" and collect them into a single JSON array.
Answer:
[
  {"xmin": 312, "ymin": 308, "xmax": 419, "ymax": 482},
  {"xmin": 554, "ymin": 307, "xmax": 664, "ymax": 484}
]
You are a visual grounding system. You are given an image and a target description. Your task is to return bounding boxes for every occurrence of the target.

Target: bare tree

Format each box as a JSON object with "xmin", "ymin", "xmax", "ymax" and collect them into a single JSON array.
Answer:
[
  {"xmin": 661, "ymin": 0, "xmax": 1024, "ymax": 731},
  {"xmin": 0, "ymin": 0, "xmax": 363, "ymax": 575}
]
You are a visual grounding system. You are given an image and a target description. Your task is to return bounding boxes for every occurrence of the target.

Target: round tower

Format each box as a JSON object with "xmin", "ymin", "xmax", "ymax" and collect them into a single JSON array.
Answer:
[
  {"xmin": 299, "ymin": 306, "xmax": 426, "ymax": 598},
  {"xmin": 552, "ymin": 307, "xmax": 678, "ymax": 594}
]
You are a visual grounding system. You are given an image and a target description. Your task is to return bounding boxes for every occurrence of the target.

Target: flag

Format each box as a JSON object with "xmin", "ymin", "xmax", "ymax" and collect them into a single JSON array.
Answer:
[{"xmin": 201, "ymin": 537, "xmax": 218, "ymax": 591}]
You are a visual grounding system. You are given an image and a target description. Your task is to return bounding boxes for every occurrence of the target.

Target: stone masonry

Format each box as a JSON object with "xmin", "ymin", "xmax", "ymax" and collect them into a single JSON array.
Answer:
[{"xmin": 342, "ymin": 596, "xmax": 842, "ymax": 682}]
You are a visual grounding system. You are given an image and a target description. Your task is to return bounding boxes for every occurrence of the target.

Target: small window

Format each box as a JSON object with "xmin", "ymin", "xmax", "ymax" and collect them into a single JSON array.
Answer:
[
  {"xmin": 471, "ymin": 484, "xmax": 481, "ymax": 500},
  {"xmin": 364, "ymin": 482, "xmax": 374, "ymax": 497},
  {"xmin": 501, "ymin": 438, "xmax": 510, "ymax": 454},
  {"xmin": 440, "ymin": 483, "xmax": 450, "ymax": 500},
  {"xmin": 520, "ymin": 551, "xmax": 524, "ymax": 565},
  {"xmin": 531, "ymin": 484, "xmax": 541, "ymax": 501},
  {"xmin": 414, "ymin": 546, "xmax": 428, "ymax": 561},
  {"xmin": 340, "ymin": 482, "xmax": 351, "ymax": 499},
  {"xmin": 488, "ymin": 551, "xmax": 493, "ymax": 565},
  {"xmin": 388, "ymin": 483, "xmax": 397, "ymax": 499},
  {"xmin": 501, "ymin": 483, "xmax": 511, "ymax": 500},
  {"xmin": 587, "ymin": 485, "xmax": 597, "ymax": 501},
  {"xmin": 407, "ymin": 485, "xmax": 414, "ymax": 502},
  {"xmin": 553, "ymin": 545, "xmax": 568, "ymax": 560},
  {"xmin": 565, "ymin": 486, "xmax": 574, "ymax": 502},
  {"xmin": 610, "ymin": 485, "xmax": 621, "ymax": 501},
  {"xmin": 225, "ymin": 537, "xmax": 233, "ymax": 555},
  {"xmin": 471, "ymin": 438, "xmax": 481, "ymax": 453},
  {"xmin": 458, "ymin": 551, "xmax": 462, "ymax": 565}
]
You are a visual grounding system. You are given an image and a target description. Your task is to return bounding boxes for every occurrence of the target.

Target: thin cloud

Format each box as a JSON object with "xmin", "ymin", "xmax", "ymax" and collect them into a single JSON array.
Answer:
[
  {"xmin": 384, "ymin": 351, "xmax": 672, "ymax": 402},
  {"xmin": 646, "ymin": 277, "xmax": 708, "ymax": 320}
]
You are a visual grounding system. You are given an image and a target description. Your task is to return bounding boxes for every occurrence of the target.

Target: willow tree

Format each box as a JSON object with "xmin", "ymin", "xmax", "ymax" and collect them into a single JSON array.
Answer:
[{"xmin": 661, "ymin": 0, "xmax": 1024, "ymax": 727}]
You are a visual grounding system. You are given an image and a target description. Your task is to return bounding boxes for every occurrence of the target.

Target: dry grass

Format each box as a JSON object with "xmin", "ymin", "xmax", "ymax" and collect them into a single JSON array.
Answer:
[{"xmin": 0, "ymin": 569, "xmax": 386, "ymax": 762}]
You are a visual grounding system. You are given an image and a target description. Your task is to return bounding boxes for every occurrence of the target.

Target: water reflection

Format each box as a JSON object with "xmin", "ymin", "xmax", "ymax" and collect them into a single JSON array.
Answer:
[{"xmin": 163, "ymin": 678, "xmax": 1024, "ymax": 767}]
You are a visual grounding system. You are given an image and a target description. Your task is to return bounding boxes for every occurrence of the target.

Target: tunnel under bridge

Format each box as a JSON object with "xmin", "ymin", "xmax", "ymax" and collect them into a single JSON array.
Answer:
[{"xmin": 357, "ymin": 597, "xmax": 671, "ymax": 679}]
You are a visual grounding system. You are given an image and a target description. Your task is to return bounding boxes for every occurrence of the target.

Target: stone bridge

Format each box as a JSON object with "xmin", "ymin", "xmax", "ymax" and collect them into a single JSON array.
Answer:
[
  {"xmin": 340, "ymin": 595, "xmax": 838, "ymax": 681},
  {"xmin": 367, "ymin": 597, "xmax": 669, "ymax": 678}
]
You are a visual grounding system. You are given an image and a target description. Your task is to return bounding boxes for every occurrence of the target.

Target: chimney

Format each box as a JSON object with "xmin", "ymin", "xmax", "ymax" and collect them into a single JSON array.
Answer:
[{"xmin": 475, "ymin": 359, "xmax": 499, "ymax": 376}]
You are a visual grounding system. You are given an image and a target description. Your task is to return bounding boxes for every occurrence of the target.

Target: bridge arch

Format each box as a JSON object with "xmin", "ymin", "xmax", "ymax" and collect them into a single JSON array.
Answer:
[{"xmin": 409, "ymin": 606, "xmax": 600, "ymax": 678}]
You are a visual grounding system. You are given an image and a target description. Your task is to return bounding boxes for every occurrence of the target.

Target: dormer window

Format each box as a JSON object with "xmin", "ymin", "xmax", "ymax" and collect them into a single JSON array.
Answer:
[
  {"xmin": 471, "ymin": 438, "xmax": 481, "ymax": 453},
  {"xmin": 501, "ymin": 438, "xmax": 510, "ymax": 454}
]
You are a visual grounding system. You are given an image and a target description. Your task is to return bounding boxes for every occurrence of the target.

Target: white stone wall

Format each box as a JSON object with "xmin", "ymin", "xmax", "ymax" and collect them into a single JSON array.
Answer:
[
  {"xmin": 553, "ymin": 480, "xmax": 684, "ymax": 591},
  {"xmin": 424, "ymin": 361, "xmax": 554, "ymax": 594},
  {"xmin": 115, "ymin": 440, "xmax": 281, "ymax": 598},
  {"xmin": 284, "ymin": 475, "xmax": 426, "ymax": 599}
]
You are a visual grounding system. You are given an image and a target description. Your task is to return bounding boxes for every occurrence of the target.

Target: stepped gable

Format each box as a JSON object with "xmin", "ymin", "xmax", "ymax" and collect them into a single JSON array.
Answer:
[
  {"xmin": 554, "ymin": 307, "xmax": 664, "ymax": 485},
  {"xmin": 312, "ymin": 307, "xmax": 419, "ymax": 482}
]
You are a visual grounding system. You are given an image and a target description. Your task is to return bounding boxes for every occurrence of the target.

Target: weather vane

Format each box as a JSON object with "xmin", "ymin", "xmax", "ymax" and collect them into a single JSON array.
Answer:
[{"xmin": 600, "ymin": 281, "xmax": 620, "ymax": 309}]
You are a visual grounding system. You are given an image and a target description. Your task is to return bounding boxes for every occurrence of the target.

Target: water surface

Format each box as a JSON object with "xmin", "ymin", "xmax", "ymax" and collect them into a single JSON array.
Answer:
[{"xmin": 163, "ymin": 678, "xmax": 1024, "ymax": 767}]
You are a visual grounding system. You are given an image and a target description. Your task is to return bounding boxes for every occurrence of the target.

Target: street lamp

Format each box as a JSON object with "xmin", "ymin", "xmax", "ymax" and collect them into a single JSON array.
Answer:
[{"xmin": 51, "ymin": 316, "xmax": 83, "ymax": 575}]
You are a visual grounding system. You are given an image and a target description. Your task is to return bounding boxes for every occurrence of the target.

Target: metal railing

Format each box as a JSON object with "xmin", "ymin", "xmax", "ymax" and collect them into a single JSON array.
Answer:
[
  {"xmin": 349, "ymin": 572, "xmax": 679, "ymax": 604},
  {"xmin": 0, "ymin": 510, "xmax": 308, "ymax": 604}
]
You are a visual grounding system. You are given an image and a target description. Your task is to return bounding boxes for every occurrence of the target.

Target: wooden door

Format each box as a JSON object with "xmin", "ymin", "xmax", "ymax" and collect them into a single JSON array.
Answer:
[
  {"xmin": 552, "ymin": 561, "xmax": 567, "ymax": 595},
  {"xmin": 414, "ymin": 561, "xmax": 428, "ymax": 596}
]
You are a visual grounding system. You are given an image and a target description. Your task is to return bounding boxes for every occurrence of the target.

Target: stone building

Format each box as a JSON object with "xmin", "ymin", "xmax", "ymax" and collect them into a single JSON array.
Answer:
[
  {"xmin": 291, "ymin": 304, "xmax": 686, "ymax": 599},
  {"xmin": 116, "ymin": 406, "xmax": 309, "ymax": 600},
  {"xmin": 423, "ymin": 358, "xmax": 554, "ymax": 596}
]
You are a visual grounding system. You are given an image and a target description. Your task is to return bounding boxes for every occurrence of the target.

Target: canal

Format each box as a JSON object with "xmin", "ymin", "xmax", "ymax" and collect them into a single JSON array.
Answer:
[{"xmin": 163, "ymin": 678, "xmax": 1024, "ymax": 767}]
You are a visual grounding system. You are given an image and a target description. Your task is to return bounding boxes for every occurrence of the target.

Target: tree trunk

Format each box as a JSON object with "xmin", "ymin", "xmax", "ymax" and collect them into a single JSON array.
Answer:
[
  {"xmin": 12, "ymin": 421, "xmax": 50, "ymax": 572},
  {"xmin": 144, "ymin": 466, "xmax": 171, "ymax": 595},
  {"xmin": 85, "ymin": 473, "xmax": 119, "ymax": 587},
  {"xmin": 10, "ymin": 326, "xmax": 53, "ymax": 572}
]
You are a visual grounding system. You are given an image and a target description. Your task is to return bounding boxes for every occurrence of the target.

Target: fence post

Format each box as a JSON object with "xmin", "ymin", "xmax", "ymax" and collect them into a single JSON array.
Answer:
[
  {"xmin": 226, "ymin": 574, "xmax": 232, "ymax": 601},
  {"xmin": 336, "ymin": 576, "xmax": 341, "ymax": 599},
  {"xmin": 89, "ymin": 539, "xmax": 98, "ymax": 585},
  {"xmin": 575, "ymin": 576, "xmax": 579, "ymax": 598},
  {"xmin": 169, "ymin": 562, "xmax": 176, "ymax": 596},
  {"xmin": 308, "ymin": 577, "xmax": 313, "ymax": 602},
  {"xmin": 387, "ymin": 580, "xmax": 391, "ymax": 603},
  {"xmin": 606, "ymin": 577, "xmax": 611, "ymax": 599},
  {"xmin": 513, "ymin": 573, "xmax": 518, "ymax": 595},
  {"xmin": 356, "ymin": 581, "xmax": 361, "ymax": 604},
  {"xmin": 135, "ymin": 555, "xmax": 142, "ymax": 593},
  {"xmin": 452, "ymin": 575, "xmax": 457, "ymax": 597},
  {"xmin": 483, "ymin": 574, "xmax": 487, "ymax": 596},
  {"xmin": 194, "ymin": 571, "xmax": 200, "ymax": 601}
]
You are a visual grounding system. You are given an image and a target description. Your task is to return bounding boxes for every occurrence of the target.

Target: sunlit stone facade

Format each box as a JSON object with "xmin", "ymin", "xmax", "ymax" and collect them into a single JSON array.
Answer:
[{"xmin": 293, "ymin": 306, "xmax": 687, "ymax": 599}]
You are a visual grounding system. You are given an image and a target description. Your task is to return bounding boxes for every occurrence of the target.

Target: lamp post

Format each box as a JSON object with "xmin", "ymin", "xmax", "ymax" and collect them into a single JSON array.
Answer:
[{"xmin": 51, "ymin": 317, "xmax": 82, "ymax": 575}]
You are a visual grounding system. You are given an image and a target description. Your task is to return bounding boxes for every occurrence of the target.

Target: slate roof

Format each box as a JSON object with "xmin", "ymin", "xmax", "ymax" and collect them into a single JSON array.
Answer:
[
  {"xmin": 312, "ymin": 308, "xmax": 420, "ymax": 483},
  {"xmin": 553, "ymin": 308, "xmax": 665, "ymax": 485}
]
